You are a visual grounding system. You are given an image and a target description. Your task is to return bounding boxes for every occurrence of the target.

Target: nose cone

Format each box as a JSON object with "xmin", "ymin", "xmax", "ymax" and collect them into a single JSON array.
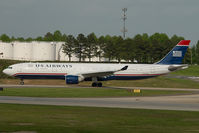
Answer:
[
  {"xmin": 3, "ymin": 69, "xmax": 8, "ymax": 74},
  {"xmin": 3, "ymin": 69, "xmax": 12, "ymax": 76}
]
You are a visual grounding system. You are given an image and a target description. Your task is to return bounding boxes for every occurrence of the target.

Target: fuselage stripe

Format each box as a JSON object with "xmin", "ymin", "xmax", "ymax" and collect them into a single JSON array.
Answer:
[
  {"xmin": 115, "ymin": 74, "xmax": 164, "ymax": 76},
  {"xmin": 13, "ymin": 73, "xmax": 67, "ymax": 76},
  {"xmin": 13, "ymin": 73, "xmax": 164, "ymax": 77}
]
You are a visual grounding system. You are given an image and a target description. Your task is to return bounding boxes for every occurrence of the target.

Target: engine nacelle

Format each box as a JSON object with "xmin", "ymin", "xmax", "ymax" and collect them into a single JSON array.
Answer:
[{"xmin": 65, "ymin": 75, "xmax": 84, "ymax": 84}]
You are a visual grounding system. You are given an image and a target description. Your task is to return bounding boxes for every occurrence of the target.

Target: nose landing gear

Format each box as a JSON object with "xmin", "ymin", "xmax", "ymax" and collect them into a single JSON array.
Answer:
[{"xmin": 20, "ymin": 79, "xmax": 24, "ymax": 85}]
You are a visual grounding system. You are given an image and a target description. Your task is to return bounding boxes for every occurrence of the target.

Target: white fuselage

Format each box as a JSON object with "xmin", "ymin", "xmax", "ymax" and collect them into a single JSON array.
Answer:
[{"xmin": 3, "ymin": 62, "xmax": 173, "ymax": 81}]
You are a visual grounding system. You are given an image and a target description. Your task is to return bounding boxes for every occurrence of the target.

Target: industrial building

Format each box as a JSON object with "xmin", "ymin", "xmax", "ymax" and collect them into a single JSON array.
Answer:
[{"xmin": 0, "ymin": 41, "xmax": 106, "ymax": 62}]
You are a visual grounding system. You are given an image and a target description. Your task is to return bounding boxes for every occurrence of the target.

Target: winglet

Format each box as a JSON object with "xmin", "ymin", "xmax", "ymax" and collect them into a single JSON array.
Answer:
[{"xmin": 121, "ymin": 65, "xmax": 128, "ymax": 71}]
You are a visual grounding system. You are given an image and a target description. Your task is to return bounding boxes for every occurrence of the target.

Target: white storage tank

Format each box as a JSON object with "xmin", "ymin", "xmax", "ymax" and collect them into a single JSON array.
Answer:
[
  {"xmin": 91, "ymin": 56, "xmax": 99, "ymax": 62},
  {"xmin": 13, "ymin": 41, "xmax": 32, "ymax": 61},
  {"xmin": 32, "ymin": 41, "xmax": 56, "ymax": 61},
  {"xmin": 55, "ymin": 42, "xmax": 67, "ymax": 61},
  {"xmin": 0, "ymin": 41, "xmax": 13, "ymax": 60}
]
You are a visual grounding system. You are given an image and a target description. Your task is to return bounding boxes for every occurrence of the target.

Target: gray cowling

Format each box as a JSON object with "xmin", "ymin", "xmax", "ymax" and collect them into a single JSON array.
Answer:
[{"xmin": 65, "ymin": 75, "xmax": 79, "ymax": 84}]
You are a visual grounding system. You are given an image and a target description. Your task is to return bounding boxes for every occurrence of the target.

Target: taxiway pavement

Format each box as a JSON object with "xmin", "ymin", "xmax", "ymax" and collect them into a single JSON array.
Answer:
[
  {"xmin": 0, "ymin": 94, "xmax": 199, "ymax": 111},
  {"xmin": 0, "ymin": 84, "xmax": 199, "ymax": 111}
]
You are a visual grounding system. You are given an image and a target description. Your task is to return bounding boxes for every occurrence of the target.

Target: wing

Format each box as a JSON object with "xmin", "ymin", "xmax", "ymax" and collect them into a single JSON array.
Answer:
[{"xmin": 72, "ymin": 65, "xmax": 128, "ymax": 78}]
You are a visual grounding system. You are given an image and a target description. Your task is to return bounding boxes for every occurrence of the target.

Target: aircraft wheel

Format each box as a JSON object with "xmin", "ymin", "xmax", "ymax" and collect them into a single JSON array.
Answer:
[
  {"xmin": 20, "ymin": 79, "xmax": 24, "ymax": 85},
  {"xmin": 92, "ymin": 82, "xmax": 97, "ymax": 87},
  {"xmin": 20, "ymin": 81, "xmax": 24, "ymax": 85},
  {"xmin": 97, "ymin": 82, "xmax": 102, "ymax": 87}
]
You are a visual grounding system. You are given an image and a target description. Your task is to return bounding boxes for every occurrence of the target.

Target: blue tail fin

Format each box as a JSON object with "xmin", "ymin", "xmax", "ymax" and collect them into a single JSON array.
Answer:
[{"xmin": 156, "ymin": 40, "xmax": 190, "ymax": 64}]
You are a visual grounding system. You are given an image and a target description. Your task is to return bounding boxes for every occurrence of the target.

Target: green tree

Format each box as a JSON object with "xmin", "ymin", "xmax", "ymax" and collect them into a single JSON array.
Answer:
[
  {"xmin": 103, "ymin": 35, "xmax": 115, "ymax": 62},
  {"xmin": 26, "ymin": 37, "xmax": 33, "ymax": 42},
  {"xmin": 122, "ymin": 38, "xmax": 135, "ymax": 62},
  {"xmin": 149, "ymin": 33, "xmax": 170, "ymax": 63},
  {"xmin": 170, "ymin": 35, "xmax": 185, "ymax": 46},
  {"xmin": 84, "ymin": 33, "xmax": 97, "ymax": 62},
  {"xmin": 134, "ymin": 34, "xmax": 144, "ymax": 63},
  {"xmin": 62, "ymin": 34, "xmax": 68, "ymax": 42},
  {"xmin": 112, "ymin": 36, "xmax": 123, "ymax": 62},
  {"xmin": 11, "ymin": 36, "xmax": 16, "ymax": 41},
  {"xmin": 75, "ymin": 33, "xmax": 87, "ymax": 62},
  {"xmin": 53, "ymin": 30, "xmax": 62, "ymax": 41},
  {"xmin": 36, "ymin": 36, "xmax": 43, "ymax": 41},
  {"xmin": 44, "ymin": 32, "xmax": 54, "ymax": 41},
  {"xmin": 184, "ymin": 48, "xmax": 191, "ymax": 64},
  {"xmin": 1, "ymin": 34, "xmax": 11, "ymax": 42},
  {"xmin": 195, "ymin": 40, "xmax": 199, "ymax": 64},
  {"xmin": 17, "ymin": 37, "xmax": 25, "ymax": 42},
  {"xmin": 191, "ymin": 46, "xmax": 196, "ymax": 64},
  {"xmin": 62, "ymin": 35, "xmax": 74, "ymax": 62},
  {"xmin": 96, "ymin": 36, "xmax": 106, "ymax": 61},
  {"xmin": 140, "ymin": 33, "xmax": 152, "ymax": 63}
]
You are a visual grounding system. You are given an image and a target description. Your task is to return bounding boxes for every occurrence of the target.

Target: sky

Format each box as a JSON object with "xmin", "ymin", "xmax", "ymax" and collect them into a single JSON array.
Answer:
[{"xmin": 0, "ymin": 0, "xmax": 199, "ymax": 46}]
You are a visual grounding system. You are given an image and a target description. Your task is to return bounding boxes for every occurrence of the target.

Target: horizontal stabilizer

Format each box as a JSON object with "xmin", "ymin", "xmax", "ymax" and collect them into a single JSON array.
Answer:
[{"xmin": 168, "ymin": 65, "xmax": 188, "ymax": 71}]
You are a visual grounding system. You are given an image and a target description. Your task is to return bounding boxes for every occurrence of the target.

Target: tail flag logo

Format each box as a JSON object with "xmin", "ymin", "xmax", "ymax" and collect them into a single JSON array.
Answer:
[{"xmin": 173, "ymin": 51, "xmax": 182, "ymax": 57}]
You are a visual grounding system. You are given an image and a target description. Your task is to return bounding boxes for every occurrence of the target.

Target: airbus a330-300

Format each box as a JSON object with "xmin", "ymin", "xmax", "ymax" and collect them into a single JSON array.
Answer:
[{"xmin": 3, "ymin": 40, "xmax": 190, "ymax": 87}]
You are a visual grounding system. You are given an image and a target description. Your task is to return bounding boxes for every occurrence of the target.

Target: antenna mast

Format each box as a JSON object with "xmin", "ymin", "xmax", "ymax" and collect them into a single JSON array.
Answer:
[{"xmin": 121, "ymin": 8, "xmax": 127, "ymax": 38}]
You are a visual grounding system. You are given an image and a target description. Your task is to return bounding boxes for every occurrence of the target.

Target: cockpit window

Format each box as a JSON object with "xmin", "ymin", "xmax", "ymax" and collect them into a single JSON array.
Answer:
[{"xmin": 8, "ymin": 67, "xmax": 12, "ymax": 69}]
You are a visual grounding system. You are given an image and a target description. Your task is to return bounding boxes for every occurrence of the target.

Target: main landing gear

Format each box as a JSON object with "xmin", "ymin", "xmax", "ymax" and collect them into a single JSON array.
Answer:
[
  {"xmin": 20, "ymin": 79, "xmax": 24, "ymax": 85},
  {"xmin": 92, "ymin": 82, "xmax": 102, "ymax": 87},
  {"xmin": 91, "ymin": 77, "xmax": 102, "ymax": 87}
]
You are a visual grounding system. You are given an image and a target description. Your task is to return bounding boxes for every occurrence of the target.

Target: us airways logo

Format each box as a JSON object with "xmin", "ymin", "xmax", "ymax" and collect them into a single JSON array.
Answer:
[
  {"xmin": 35, "ymin": 64, "xmax": 72, "ymax": 68},
  {"xmin": 173, "ymin": 51, "xmax": 182, "ymax": 57}
]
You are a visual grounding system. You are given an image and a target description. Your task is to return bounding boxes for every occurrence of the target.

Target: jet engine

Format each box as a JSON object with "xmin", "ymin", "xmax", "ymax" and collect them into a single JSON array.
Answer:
[{"xmin": 65, "ymin": 75, "xmax": 84, "ymax": 84}]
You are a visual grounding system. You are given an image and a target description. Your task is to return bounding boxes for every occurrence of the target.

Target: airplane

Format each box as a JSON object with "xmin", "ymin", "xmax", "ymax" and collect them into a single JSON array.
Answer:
[{"xmin": 3, "ymin": 40, "xmax": 190, "ymax": 87}]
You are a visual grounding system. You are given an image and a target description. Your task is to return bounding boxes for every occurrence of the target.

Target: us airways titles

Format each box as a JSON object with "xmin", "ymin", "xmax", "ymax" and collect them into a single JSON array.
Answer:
[{"xmin": 35, "ymin": 64, "xmax": 72, "ymax": 68}]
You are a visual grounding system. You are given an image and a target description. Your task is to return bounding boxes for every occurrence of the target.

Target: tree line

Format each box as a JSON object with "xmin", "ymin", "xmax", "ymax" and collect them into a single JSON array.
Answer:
[{"xmin": 0, "ymin": 30, "xmax": 199, "ymax": 64}]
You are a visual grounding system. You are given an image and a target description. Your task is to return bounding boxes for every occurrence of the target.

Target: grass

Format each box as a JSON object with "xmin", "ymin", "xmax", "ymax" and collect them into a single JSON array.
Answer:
[
  {"xmin": 0, "ymin": 87, "xmax": 191, "ymax": 97},
  {"xmin": 171, "ymin": 65, "xmax": 199, "ymax": 76},
  {"xmin": 91, "ymin": 76, "xmax": 199, "ymax": 89},
  {"xmin": 1, "ymin": 75, "xmax": 199, "ymax": 89},
  {"xmin": 0, "ymin": 103, "xmax": 199, "ymax": 133}
]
